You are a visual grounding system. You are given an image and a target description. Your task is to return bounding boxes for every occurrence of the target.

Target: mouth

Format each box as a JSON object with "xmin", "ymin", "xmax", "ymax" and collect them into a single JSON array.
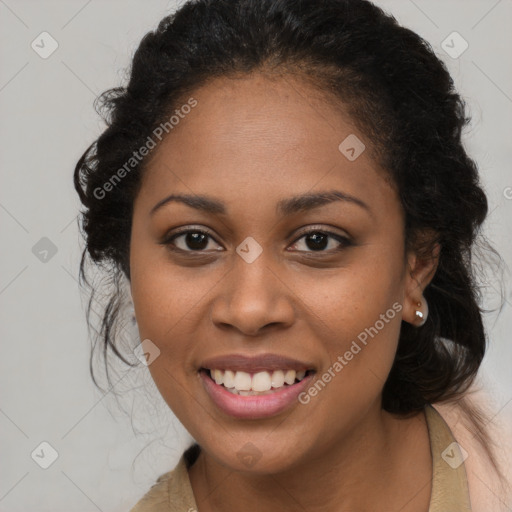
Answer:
[{"xmin": 198, "ymin": 367, "xmax": 316, "ymax": 419}]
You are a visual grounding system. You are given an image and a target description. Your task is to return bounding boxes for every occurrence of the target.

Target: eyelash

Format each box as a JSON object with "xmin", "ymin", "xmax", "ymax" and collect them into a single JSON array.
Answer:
[{"xmin": 160, "ymin": 225, "xmax": 353, "ymax": 255}]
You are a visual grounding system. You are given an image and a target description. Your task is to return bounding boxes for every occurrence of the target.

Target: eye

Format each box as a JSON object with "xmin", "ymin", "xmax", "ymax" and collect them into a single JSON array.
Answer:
[
  {"xmin": 161, "ymin": 227, "xmax": 223, "ymax": 253},
  {"xmin": 288, "ymin": 228, "xmax": 352, "ymax": 253}
]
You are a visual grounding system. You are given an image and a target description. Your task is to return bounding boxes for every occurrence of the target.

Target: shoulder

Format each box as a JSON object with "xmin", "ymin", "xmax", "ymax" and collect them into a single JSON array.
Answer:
[
  {"xmin": 432, "ymin": 385, "xmax": 512, "ymax": 512},
  {"xmin": 129, "ymin": 470, "xmax": 173, "ymax": 512},
  {"xmin": 128, "ymin": 448, "xmax": 199, "ymax": 512}
]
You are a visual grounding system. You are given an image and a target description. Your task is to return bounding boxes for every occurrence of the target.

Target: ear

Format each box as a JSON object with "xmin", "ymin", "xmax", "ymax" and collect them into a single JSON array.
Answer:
[{"xmin": 402, "ymin": 234, "xmax": 440, "ymax": 326}]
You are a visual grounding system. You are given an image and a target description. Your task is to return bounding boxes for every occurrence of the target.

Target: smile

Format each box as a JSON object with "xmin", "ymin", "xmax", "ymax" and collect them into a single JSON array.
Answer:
[
  {"xmin": 206, "ymin": 368, "xmax": 311, "ymax": 395},
  {"xmin": 198, "ymin": 368, "xmax": 316, "ymax": 419}
]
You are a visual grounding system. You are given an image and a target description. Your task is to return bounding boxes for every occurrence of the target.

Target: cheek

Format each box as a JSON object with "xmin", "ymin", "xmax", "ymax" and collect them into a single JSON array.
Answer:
[
  {"xmin": 305, "ymin": 269, "xmax": 402, "ymax": 378},
  {"xmin": 306, "ymin": 237, "xmax": 404, "ymax": 334},
  {"xmin": 296, "ymin": 242, "xmax": 405, "ymax": 416},
  {"xmin": 129, "ymin": 258, "xmax": 205, "ymax": 415},
  {"xmin": 129, "ymin": 253, "xmax": 202, "ymax": 408},
  {"xmin": 130, "ymin": 232, "xmax": 206, "ymax": 340}
]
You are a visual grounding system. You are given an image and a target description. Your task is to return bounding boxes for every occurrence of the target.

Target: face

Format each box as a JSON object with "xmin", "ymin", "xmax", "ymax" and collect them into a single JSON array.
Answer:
[{"xmin": 129, "ymin": 72, "xmax": 427, "ymax": 474}]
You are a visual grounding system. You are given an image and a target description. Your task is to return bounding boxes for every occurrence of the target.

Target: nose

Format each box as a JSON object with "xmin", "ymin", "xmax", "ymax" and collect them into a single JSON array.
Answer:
[{"xmin": 210, "ymin": 251, "xmax": 295, "ymax": 337}]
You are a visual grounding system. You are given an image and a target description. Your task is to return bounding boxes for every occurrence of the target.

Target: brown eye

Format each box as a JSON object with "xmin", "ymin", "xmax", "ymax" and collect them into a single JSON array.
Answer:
[
  {"xmin": 289, "ymin": 229, "xmax": 352, "ymax": 253},
  {"xmin": 161, "ymin": 229, "xmax": 223, "ymax": 252}
]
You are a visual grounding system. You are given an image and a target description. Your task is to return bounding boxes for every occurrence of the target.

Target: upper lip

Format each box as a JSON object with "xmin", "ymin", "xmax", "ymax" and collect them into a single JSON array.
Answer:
[{"xmin": 200, "ymin": 353, "xmax": 316, "ymax": 373}]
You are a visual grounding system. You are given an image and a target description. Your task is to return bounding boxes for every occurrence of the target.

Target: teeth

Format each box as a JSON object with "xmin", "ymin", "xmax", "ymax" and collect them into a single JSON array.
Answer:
[
  {"xmin": 208, "ymin": 368, "xmax": 309, "ymax": 393},
  {"xmin": 252, "ymin": 371, "xmax": 272, "ymax": 392},
  {"xmin": 213, "ymin": 369, "xmax": 223, "ymax": 385},
  {"xmin": 284, "ymin": 369, "xmax": 296, "ymax": 385},
  {"xmin": 233, "ymin": 371, "xmax": 252, "ymax": 391},
  {"xmin": 271, "ymin": 370, "xmax": 285, "ymax": 387},
  {"xmin": 223, "ymin": 370, "xmax": 235, "ymax": 388}
]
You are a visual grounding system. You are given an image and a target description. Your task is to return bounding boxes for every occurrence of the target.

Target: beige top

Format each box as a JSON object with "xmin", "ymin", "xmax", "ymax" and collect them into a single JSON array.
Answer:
[{"xmin": 129, "ymin": 404, "xmax": 471, "ymax": 511}]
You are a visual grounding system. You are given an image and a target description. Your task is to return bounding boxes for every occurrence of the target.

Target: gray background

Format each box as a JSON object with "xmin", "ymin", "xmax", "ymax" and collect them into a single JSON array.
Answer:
[{"xmin": 1, "ymin": 1, "xmax": 511, "ymax": 510}]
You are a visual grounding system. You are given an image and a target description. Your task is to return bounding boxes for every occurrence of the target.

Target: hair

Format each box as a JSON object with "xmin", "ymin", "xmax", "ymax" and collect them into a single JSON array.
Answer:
[{"xmin": 73, "ymin": 0, "xmax": 507, "ymax": 482}]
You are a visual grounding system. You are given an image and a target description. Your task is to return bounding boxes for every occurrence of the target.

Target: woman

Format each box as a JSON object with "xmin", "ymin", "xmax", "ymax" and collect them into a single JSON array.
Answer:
[{"xmin": 73, "ymin": 0, "xmax": 511, "ymax": 510}]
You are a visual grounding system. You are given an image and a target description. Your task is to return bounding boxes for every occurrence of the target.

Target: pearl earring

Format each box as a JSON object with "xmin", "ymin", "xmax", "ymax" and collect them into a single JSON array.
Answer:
[{"xmin": 415, "ymin": 300, "xmax": 428, "ymax": 326}]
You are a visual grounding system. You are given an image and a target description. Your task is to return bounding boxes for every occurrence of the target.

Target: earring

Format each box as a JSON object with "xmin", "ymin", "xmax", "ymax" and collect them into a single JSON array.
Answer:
[{"xmin": 415, "ymin": 300, "xmax": 428, "ymax": 327}]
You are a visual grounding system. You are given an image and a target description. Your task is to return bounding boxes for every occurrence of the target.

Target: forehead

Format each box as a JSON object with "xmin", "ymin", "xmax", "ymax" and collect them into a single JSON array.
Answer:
[{"xmin": 138, "ymin": 73, "xmax": 396, "ymax": 213}]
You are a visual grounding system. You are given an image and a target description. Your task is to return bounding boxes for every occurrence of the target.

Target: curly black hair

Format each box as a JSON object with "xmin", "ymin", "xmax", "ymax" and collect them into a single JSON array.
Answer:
[{"xmin": 73, "ymin": 0, "xmax": 505, "ymax": 478}]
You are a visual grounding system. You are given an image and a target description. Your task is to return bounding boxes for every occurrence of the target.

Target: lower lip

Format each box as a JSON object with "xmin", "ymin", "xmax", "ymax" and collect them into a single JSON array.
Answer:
[{"xmin": 199, "ymin": 370, "xmax": 315, "ymax": 419}]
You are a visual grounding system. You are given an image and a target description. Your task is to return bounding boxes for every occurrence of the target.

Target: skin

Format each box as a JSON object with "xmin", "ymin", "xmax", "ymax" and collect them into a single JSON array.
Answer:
[{"xmin": 129, "ymin": 72, "xmax": 439, "ymax": 512}]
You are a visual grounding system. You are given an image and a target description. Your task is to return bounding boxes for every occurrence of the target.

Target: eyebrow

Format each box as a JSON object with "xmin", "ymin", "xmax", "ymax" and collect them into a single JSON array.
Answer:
[{"xmin": 150, "ymin": 190, "xmax": 372, "ymax": 217}]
